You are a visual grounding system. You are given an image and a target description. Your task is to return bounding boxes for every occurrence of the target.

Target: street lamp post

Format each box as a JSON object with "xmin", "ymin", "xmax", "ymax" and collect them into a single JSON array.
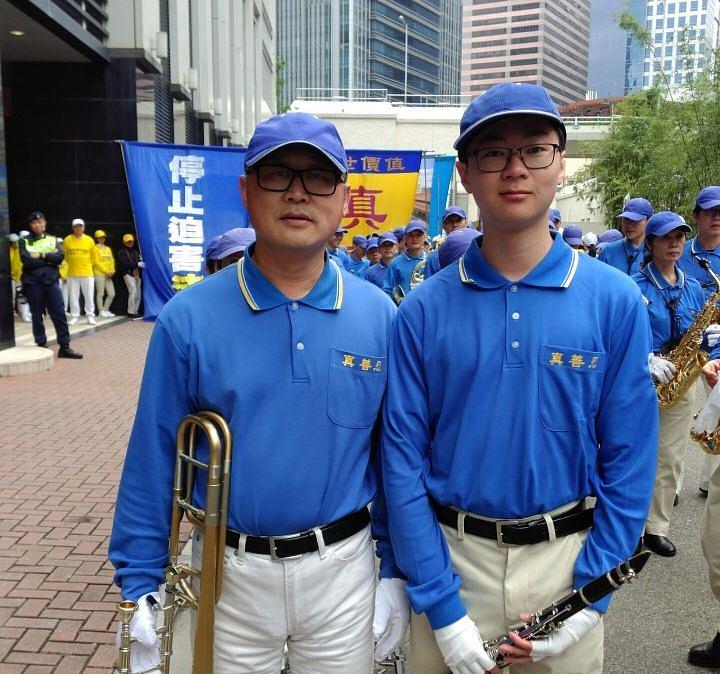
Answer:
[{"xmin": 399, "ymin": 14, "xmax": 408, "ymax": 104}]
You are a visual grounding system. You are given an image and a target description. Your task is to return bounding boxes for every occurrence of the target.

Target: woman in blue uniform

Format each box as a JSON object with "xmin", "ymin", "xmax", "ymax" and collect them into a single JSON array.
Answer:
[{"xmin": 632, "ymin": 211, "xmax": 718, "ymax": 557}]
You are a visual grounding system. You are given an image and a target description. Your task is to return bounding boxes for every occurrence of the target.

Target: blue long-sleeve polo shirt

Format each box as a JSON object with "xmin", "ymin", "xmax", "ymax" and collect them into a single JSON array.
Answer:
[
  {"xmin": 110, "ymin": 250, "xmax": 398, "ymax": 600},
  {"xmin": 381, "ymin": 233, "xmax": 658, "ymax": 629},
  {"xmin": 367, "ymin": 262, "xmax": 390, "ymax": 289},
  {"xmin": 597, "ymin": 238, "xmax": 645, "ymax": 275}
]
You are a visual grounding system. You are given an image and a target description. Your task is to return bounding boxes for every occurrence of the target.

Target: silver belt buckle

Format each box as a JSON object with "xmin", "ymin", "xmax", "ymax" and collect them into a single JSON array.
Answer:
[
  {"xmin": 495, "ymin": 518, "xmax": 522, "ymax": 548},
  {"xmin": 267, "ymin": 535, "xmax": 304, "ymax": 561}
]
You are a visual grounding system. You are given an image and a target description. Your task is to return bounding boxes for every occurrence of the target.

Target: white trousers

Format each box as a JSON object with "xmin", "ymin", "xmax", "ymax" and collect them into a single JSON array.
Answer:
[
  {"xmin": 124, "ymin": 274, "xmax": 141, "ymax": 315},
  {"xmin": 95, "ymin": 274, "xmax": 115, "ymax": 312},
  {"xmin": 408, "ymin": 508, "xmax": 603, "ymax": 674},
  {"xmin": 191, "ymin": 525, "xmax": 375, "ymax": 674},
  {"xmin": 646, "ymin": 386, "xmax": 695, "ymax": 536},
  {"xmin": 703, "ymin": 457, "xmax": 720, "ymax": 601},
  {"xmin": 60, "ymin": 280, "xmax": 68, "ymax": 311},
  {"xmin": 68, "ymin": 275, "xmax": 95, "ymax": 317}
]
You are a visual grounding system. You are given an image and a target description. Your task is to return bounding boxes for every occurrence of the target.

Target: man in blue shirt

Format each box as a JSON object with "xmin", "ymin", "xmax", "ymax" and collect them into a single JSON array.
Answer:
[
  {"xmin": 425, "ymin": 206, "xmax": 468, "ymax": 280},
  {"xmin": 383, "ymin": 221, "xmax": 428, "ymax": 303},
  {"xmin": 327, "ymin": 225, "xmax": 349, "ymax": 267},
  {"xmin": 345, "ymin": 234, "xmax": 370, "ymax": 278},
  {"xmin": 597, "ymin": 198, "xmax": 653, "ymax": 275},
  {"xmin": 365, "ymin": 237, "xmax": 381, "ymax": 268},
  {"xmin": 394, "ymin": 226, "xmax": 407, "ymax": 254},
  {"xmin": 109, "ymin": 112, "xmax": 408, "ymax": 673},
  {"xmin": 381, "ymin": 82, "xmax": 657, "ymax": 674},
  {"xmin": 367, "ymin": 232, "xmax": 398, "ymax": 289}
]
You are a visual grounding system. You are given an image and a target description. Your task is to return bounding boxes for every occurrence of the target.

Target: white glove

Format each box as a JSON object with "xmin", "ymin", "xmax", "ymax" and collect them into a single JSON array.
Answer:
[
  {"xmin": 694, "ymin": 381, "xmax": 720, "ymax": 435},
  {"xmin": 373, "ymin": 578, "xmax": 410, "ymax": 662},
  {"xmin": 530, "ymin": 608, "xmax": 600, "ymax": 662},
  {"xmin": 138, "ymin": 260, "xmax": 146, "ymax": 268},
  {"xmin": 706, "ymin": 324, "xmax": 720, "ymax": 348},
  {"xmin": 114, "ymin": 592, "xmax": 161, "ymax": 673},
  {"xmin": 649, "ymin": 355, "xmax": 677, "ymax": 384},
  {"xmin": 434, "ymin": 615, "xmax": 497, "ymax": 674}
]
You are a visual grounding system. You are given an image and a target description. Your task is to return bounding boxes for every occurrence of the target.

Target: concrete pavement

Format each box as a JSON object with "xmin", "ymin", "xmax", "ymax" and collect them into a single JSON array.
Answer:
[{"xmin": 0, "ymin": 319, "xmax": 717, "ymax": 672}]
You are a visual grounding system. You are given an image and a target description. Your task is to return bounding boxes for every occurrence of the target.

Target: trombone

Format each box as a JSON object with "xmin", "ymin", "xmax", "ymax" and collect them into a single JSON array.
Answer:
[{"xmin": 114, "ymin": 411, "xmax": 232, "ymax": 674}]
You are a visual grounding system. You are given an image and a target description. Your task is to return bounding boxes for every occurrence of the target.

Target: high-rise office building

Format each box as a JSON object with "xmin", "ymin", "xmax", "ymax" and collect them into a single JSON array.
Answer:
[
  {"xmin": 277, "ymin": 0, "xmax": 461, "ymax": 107},
  {"xmin": 587, "ymin": 0, "xmax": 627, "ymax": 98},
  {"xmin": 625, "ymin": 0, "xmax": 720, "ymax": 95},
  {"xmin": 461, "ymin": 0, "xmax": 591, "ymax": 105}
]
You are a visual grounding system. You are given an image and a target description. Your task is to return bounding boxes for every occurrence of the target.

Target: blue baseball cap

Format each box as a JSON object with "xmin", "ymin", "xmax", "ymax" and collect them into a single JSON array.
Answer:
[
  {"xmin": 205, "ymin": 235, "xmax": 223, "ymax": 261},
  {"xmin": 549, "ymin": 208, "xmax": 561, "ymax": 224},
  {"xmin": 454, "ymin": 82, "xmax": 567, "ymax": 153},
  {"xmin": 696, "ymin": 186, "xmax": 720, "ymax": 210},
  {"xmin": 405, "ymin": 220, "xmax": 427, "ymax": 235},
  {"xmin": 562, "ymin": 224, "xmax": 583, "ymax": 247},
  {"xmin": 244, "ymin": 112, "xmax": 348, "ymax": 174},
  {"xmin": 646, "ymin": 211, "xmax": 691, "ymax": 238},
  {"xmin": 598, "ymin": 229, "xmax": 623, "ymax": 244},
  {"xmin": 379, "ymin": 232, "xmax": 398, "ymax": 245},
  {"xmin": 439, "ymin": 228, "xmax": 482, "ymax": 269},
  {"xmin": 352, "ymin": 235, "xmax": 368, "ymax": 248},
  {"xmin": 618, "ymin": 197, "xmax": 653, "ymax": 221},
  {"xmin": 216, "ymin": 228, "xmax": 256, "ymax": 259},
  {"xmin": 442, "ymin": 206, "xmax": 467, "ymax": 222},
  {"xmin": 365, "ymin": 239, "xmax": 379, "ymax": 252},
  {"xmin": 393, "ymin": 226, "xmax": 406, "ymax": 240}
]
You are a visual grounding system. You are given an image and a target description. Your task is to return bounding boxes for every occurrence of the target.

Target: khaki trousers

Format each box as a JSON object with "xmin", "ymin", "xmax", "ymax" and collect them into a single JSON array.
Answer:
[
  {"xmin": 702, "ymin": 458, "xmax": 720, "ymax": 601},
  {"xmin": 408, "ymin": 512, "xmax": 603, "ymax": 674},
  {"xmin": 646, "ymin": 386, "xmax": 695, "ymax": 536}
]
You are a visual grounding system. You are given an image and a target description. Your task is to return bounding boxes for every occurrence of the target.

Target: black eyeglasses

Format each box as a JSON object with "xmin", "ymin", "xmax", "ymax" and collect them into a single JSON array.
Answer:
[
  {"xmin": 251, "ymin": 164, "xmax": 345, "ymax": 196},
  {"xmin": 469, "ymin": 143, "xmax": 561, "ymax": 172}
]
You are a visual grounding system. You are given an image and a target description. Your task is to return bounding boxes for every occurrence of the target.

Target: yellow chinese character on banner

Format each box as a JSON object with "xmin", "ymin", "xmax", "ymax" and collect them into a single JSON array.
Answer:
[
  {"xmin": 385, "ymin": 157, "xmax": 405, "ymax": 171},
  {"xmin": 570, "ymin": 354, "xmax": 586, "ymax": 368},
  {"xmin": 549, "ymin": 352, "xmax": 564, "ymax": 366},
  {"xmin": 342, "ymin": 354, "xmax": 356, "ymax": 367},
  {"xmin": 361, "ymin": 156, "xmax": 381, "ymax": 172},
  {"xmin": 360, "ymin": 358, "xmax": 372, "ymax": 371}
]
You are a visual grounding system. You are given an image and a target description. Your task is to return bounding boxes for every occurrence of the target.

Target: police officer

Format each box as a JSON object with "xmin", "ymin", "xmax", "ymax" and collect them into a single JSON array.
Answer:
[
  {"xmin": 18, "ymin": 211, "xmax": 82, "ymax": 359},
  {"xmin": 383, "ymin": 220, "xmax": 428, "ymax": 304},
  {"xmin": 381, "ymin": 82, "xmax": 657, "ymax": 674},
  {"xmin": 345, "ymin": 235, "xmax": 370, "ymax": 278},
  {"xmin": 424, "ymin": 207, "xmax": 468, "ymax": 280},
  {"xmin": 366, "ymin": 232, "xmax": 398, "ymax": 289},
  {"xmin": 597, "ymin": 198, "xmax": 652, "ymax": 274},
  {"xmin": 109, "ymin": 112, "xmax": 407, "ymax": 673},
  {"xmin": 631, "ymin": 212, "xmax": 718, "ymax": 557}
]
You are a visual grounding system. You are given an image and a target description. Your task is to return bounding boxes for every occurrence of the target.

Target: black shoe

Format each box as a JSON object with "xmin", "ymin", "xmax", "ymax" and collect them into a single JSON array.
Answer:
[
  {"xmin": 58, "ymin": 346, "xmax": 83, "ymax": 359},
  {"xmin": 689, "ymin": 632, "xmax": 720, "ymax": 667},
  {"xmin": 674, "ymin": 493, "xmax": 679, "ymax": 507},
  {"xmin": 643, "ymin": 534, "xmax": 676, "ymax": 557},
  {"xmin": 700, "ymin": 487, "xmax": 709, "ymax": 498}
]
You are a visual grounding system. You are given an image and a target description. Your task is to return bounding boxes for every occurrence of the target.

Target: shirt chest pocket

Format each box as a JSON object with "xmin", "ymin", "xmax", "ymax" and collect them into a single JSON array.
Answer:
[
  {"xmin": 538, "ymin": 345, "xmax": 605, "ymax": 433},
  {"xmin": 327, "ymin": 348, "xmax": 387, "ymax": 428}
]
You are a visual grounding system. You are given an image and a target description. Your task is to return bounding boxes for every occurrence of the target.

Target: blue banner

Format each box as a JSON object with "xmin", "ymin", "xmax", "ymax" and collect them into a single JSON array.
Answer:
[
  {"xmin": 121, "ymin": 141, "xmax": 249, "ymax": 320},
  {"xmin": 427, "ymin": 155, "xmax": 456, "ymax": 238}
]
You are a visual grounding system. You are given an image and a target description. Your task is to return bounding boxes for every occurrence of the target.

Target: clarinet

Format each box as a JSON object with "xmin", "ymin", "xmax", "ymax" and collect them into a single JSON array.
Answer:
[{"xmin": 483, "ymin": 551, "xmax": 651, "ymax": 669}]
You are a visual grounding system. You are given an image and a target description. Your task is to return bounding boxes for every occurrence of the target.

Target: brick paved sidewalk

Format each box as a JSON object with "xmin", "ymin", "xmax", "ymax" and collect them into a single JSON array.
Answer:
[{"xmin": 0, "ymin": 321, "xmax": 154, "ymax": 673}]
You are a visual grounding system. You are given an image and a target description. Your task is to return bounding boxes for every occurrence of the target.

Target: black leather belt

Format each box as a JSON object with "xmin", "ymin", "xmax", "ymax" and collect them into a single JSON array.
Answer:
[
  {"xmin": 432, "ymin": 500, "xmax": 593, "ymax": 547},
  {"xmin": 225, "ymin": 507, "xmax": 370, "ymax": 559}
]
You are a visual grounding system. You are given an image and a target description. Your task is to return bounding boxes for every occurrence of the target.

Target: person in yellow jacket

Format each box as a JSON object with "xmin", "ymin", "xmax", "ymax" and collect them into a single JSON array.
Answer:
[
  {"xmin": 93, "ymin": 229, "xmax": 116, "ymax": 318},
  {"xmin": 63, "ymin": 218, "xmax": 99, "ymax": 325},
  {"xmin": 59, "ymin": 258, "xmax": 69, "ymax": 310}
]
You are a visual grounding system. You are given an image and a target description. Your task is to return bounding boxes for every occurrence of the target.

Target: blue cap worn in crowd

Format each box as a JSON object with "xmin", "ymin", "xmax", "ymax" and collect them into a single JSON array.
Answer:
[
  {"xmin": 439, "ymin": 228, "xmax": 481, "ymax": 269},
  {"xmin": 216, "ymin": 228, "xmax": 256, "ymax": 259},
  {"xmin": 244, "ymin": 112, "xmax": 348, "ymax": 174},
  {"xmin": 618, "ymin": 198, "xmax": 653, "ymax": 221},
  {"xmin": 696, "ymin": 186, "xmax": 720, "ymax": 211},
  {"xmin": 598, "ymin": 229, "xmax": 624, "ymax": 244},
  {"xmin": 454, "ymin": 82, "xmax": 567, "ymax": 153},
  {"xmin": 405, "ymin": 220, "xmax": 427, "ymax": 235},
  {"xmin": 562, "ymin": 225, "xmax": 584, "ymax": 247},
  {"xmin": 352, "ymin": 235, "xmax": 368, "ymax": 248},
  {"xmin": 379, "ymin": 232, "xmax": 398, "ymax": 245},
  {"xmin": 549, "ymin": 208, "xmax": 561, "ymax": 224},
  {"xmin": 205, "ymin": 235, "xmax": 223, "ymax": 261},
  {"xmin": 645, "ymin": 211, "xmax": 691, "ymax": 238},
  {"xmin": 393, "ymin": 227, "xmax": 406, "ymax": 240},
  {"xmin": 442, "ymin": 206, "xmax": 467, "ymax": 222},
  {"xmin": 365, "ymin": 239, "xmax": 379, "ymax": 252}
]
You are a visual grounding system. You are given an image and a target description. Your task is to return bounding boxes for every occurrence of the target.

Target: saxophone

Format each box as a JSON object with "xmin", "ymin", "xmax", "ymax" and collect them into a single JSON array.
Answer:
[{"xmin": 656, "ymin": 259, "xmax": 720, "ymax": 409}]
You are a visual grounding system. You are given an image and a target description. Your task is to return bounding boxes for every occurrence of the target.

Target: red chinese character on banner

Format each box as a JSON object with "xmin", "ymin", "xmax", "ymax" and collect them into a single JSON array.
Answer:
[{"xmin": 344, "ymin": 185, "xmax": 388, "ymax": 230}]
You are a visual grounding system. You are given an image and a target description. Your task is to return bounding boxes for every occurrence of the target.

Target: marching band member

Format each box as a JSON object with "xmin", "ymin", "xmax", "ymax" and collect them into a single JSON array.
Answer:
[
  {"xmin": 424, "ymin": 207, "xmax": 468, "ymax": 280},
  {"xmin": 680, "ymin": 186, "xmax": 720, "ymax": 496},
  {"xmin": 366, "ymin": 232, "xmax": 398, "ymax": 289},
  {"xmin": 109, "ymin": 112, "xmax": 407, "ymax": 673},
  {"xmin": 631, "ymin": 211, "xmax": 718, "ymax": 557},
  {"xmin": 381, "ymin": 81, "xmax": 658, "ymax": 674},
  {"xmin": 345, "ymin": 234, "xmax": 371, "ymax": 278},
  {"xmin": 383, "ymin": 220, "xmax": 428, "ymax": 304},
  {"xmin": 327, "ymin": 225, "xmax": 350, "ymax": 267},
  {"xmin": 394, "ymin": 226, "xmax": 407, "ymax": 254},
  {"xmin": 366, "ymin": 238, "xmax": 382, "ymax": 267},
  {"xmin": 597, "ymin": 198, "xmax": 653, "ymax": 275}
]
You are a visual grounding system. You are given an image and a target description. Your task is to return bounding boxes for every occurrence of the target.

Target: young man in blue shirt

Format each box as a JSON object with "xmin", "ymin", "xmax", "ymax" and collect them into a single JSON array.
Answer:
[
  {"xmin": 424, "ymin": 207, "xmax": 468, "ymax": 280},
  {"xmin": 345, "ymin": 234, "xmax": 371, "ymax": 278},
  {"xmin": 327, "ymin": 225, "xmax": 349, "ymax": 267},
  {"xmin": 367, "ymin": 232, "xmax": 398, "ymax": 289},
  {"xmin": 109, "ymin": 112, "xmax": 407, "ymax": 673},
  {"xmin": 383, "ymin": 220, "xmax": 428, "ymax": 303},
  {"xmin": 597, "ymin": 198, "xmax": 652, "ymax": 275},
  {"xmin": 381, "ymin": 82, "xmax": 658, "ymax": 674}
]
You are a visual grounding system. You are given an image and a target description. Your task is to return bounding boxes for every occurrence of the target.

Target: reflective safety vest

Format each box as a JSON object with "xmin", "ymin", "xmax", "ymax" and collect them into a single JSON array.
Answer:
[{"xmin": 25, "ymin": 235, "xmax": 59, "ymax": 255}]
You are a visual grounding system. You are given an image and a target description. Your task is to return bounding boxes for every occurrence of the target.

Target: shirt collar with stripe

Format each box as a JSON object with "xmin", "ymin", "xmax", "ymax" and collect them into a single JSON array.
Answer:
[
  {"xmin": 458, "ymin": 231, "xmax": 579, "ymax": 289},
  {"xmin": 645, "ymin": 261, "xmax": 685, "ymax": 291},
  {"xmin": 237, "ymin": 244, "xmax": 343, "ymax": 312},
  {"xmin": 691, "ymin": 236, "xmax": 720, "ymax": 256}
]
